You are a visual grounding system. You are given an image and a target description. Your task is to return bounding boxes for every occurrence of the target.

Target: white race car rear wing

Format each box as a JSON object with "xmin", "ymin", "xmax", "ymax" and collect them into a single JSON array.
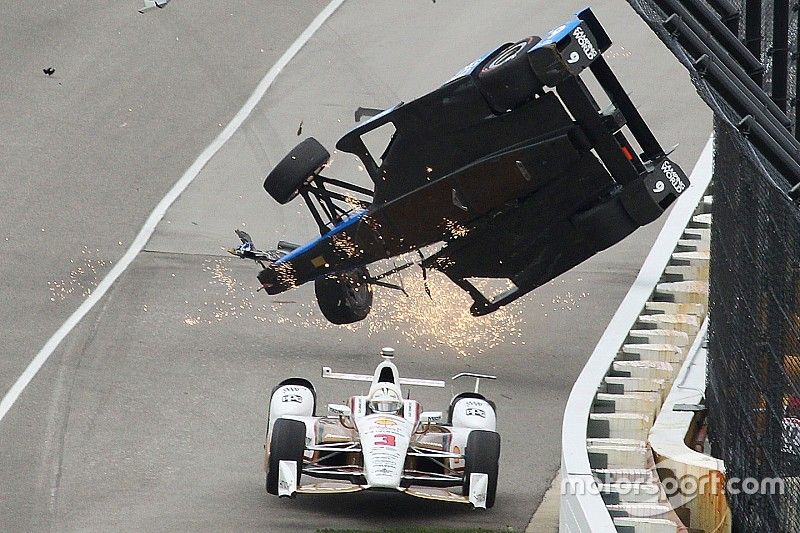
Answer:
[{"xmin": 321, "ymin": 366, "xmax": 445, "ymax": 388}]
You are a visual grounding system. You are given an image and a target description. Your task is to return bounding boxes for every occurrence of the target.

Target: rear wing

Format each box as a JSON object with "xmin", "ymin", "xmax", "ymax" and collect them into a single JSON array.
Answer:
[
  {"xmin": 321, "ymin": 366, "xmax": 445, "ymax": 388},
  {"xmin": 527, "ymin": 8, "xmax": 612, "ymax": 86},
  {"xmin": 528, "ymin": 8, "xmax": 670, "ymax": 174}
]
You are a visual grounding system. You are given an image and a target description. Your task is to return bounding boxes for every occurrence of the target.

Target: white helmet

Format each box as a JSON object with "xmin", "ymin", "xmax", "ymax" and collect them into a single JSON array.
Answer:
[{"xmin": 369, "ymin": 387, "xmax": 402, "ymax": 414}]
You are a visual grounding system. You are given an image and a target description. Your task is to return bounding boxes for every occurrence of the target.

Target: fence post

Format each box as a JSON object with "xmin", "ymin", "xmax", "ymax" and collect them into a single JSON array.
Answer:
[
  {"xmin": 745, "ymin": 0, "xmax": 763, "ymax": 85},
  {"xmin": 771, "ymin": 0, "xmax": 790, "ymax": 113}
]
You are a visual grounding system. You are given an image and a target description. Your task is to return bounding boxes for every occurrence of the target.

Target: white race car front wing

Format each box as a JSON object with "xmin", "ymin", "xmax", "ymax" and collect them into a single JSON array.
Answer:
[{"xmin": 277, "ymin": 459, "xmax": 489, "ymax": 508}]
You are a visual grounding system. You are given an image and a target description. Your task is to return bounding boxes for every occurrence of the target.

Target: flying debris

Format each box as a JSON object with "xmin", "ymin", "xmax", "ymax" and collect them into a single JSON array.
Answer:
[
  {"xmin": 297, "ymin": 120, "xmax": 303, "ymax": 136},
  {"xmin": 139, "ymin": 0, "xmax": 171, "ymax": 13},
  {"xmin": 43, "ymin": 67, "xmax": 55, "ymax": 76}
]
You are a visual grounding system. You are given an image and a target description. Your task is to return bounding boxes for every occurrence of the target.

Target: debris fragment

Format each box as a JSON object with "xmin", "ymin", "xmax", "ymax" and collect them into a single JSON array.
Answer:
[
  {"xmin": 139, "ymin": 0, "xmax": 171, "ymax": 13},
  {"xmin": 43, "ymin": 67, "xmax": 55, "ymax": 76}
]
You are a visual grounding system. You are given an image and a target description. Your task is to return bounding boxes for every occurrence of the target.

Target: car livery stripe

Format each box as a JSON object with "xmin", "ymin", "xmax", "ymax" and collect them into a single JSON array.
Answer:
[{"xmin": 273, "ymin": 209, "xmax": 368, "ymax": 265}]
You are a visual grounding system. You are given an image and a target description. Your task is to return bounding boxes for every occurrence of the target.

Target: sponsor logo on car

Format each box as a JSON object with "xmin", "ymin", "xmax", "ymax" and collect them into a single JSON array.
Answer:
[
  {"xmin": 661, "ymin": 160, "xmax": 686, "ymax": 194},
  {"xmin": 282, "ymin": 393, "xmax": 304, "ymax": 403},
  {"xmin": 572, "ymin": 26, "xmax": 597, "ymax": 60}
]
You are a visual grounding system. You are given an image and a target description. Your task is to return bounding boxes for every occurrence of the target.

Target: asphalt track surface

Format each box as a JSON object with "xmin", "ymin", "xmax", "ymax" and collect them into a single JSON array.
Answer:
[{"xmin": 0, "ymin": 1, "xmax": 711, "ymax": 531}]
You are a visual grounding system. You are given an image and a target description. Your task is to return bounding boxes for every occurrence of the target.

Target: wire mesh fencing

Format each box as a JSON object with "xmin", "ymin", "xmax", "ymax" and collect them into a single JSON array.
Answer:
[{"xmin": 710, "ymin": 117, "xmax": 800, "ymax": 532}]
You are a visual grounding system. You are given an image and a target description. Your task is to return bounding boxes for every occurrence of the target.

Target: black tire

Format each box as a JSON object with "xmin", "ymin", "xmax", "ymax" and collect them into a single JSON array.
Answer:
[
  {"xmin": 266, "ymin": 418, "xmax": 306, "ymax": 495},
  {"xmin": 314, "ymin": 267, "xmax": 373, "ymax": 325},
  {"xmin": 264, "ymin": 137, "xmax": 330, "ymax": 204},
  {"xmin": 462, "ymin": 430, "xmax": 501, "ymax": 508},
  {"xmin": 476, "ymin": 36, "xmax": 541, "ymax": 114}
]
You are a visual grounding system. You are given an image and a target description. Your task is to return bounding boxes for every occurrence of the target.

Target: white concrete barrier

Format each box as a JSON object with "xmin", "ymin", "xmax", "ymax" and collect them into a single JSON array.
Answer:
[
  {"xmin": 559, "ymin": 138, "xmax": 713, "ymax": 532},
  {"xmin": 649, "ymin": 318, "xmax": 731, "ymax": 532}
]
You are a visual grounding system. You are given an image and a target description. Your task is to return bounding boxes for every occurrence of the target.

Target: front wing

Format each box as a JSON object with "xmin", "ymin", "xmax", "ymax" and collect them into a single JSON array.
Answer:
[
  {"xmin": 283, "ymin": 472, "xmax": 490, "ymax": 508},
  {"xmin": 278, "ymin": 439, "xmax": 489, "ymax": 508}
]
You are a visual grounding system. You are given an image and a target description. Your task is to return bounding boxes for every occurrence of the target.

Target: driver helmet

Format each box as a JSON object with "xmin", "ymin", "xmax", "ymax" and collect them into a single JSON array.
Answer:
[{"xmin": 369, "ymin": 387, "xmax": 403, "ymax": 414}]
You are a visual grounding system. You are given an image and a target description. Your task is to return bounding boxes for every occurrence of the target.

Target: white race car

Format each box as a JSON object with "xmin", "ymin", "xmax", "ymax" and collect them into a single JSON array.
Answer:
[{"xmin": 264, "ymin": 348, "xmax": 500, "ymax": 508}]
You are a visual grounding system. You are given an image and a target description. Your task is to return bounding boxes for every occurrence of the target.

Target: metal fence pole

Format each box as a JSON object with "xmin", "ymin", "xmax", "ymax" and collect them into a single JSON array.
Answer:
[
  {"xmin": 796, "ymin": 1, "xmax": 800, "ymax": 137},
  {"xmin": 707, "ymin": 0, "xmax": 741, "ymax": 33},
  {"xmin": 772, "ymin": 0, "xmax": 790, "ymax": 114},
  {"xmin": 746, "ymin": 0, "xmax": 764, "ymax": 85}
]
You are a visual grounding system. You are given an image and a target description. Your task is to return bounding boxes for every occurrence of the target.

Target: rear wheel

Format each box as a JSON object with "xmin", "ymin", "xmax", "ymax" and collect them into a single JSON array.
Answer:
[
  {"xmin": 477, "ymin": 36, "xmax": 541, "ymax": 114},
  {"xmin": 264, "ymin": 137, "xmax": 330, "ymax": 204},
  {"xmin": 462, "ymin": 430, "xmax": 501, "ymax": 508},
  {"xmin": 266, "ymin": 418, "xmax": 306, "ymax": 495},
  {"xmin": 314, "ymin": 267, "xmax": 373, "ymax": 324}
]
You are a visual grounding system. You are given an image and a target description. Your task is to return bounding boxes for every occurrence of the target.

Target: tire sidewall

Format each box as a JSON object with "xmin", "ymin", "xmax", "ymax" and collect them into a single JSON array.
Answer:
[
  {"xmin": 264, "ymin": 138, "xmax": 330, "ymax": 204},
  {"xmin": 476, "ymin": 36, "xmax": 541, "ymax": 113},
  {"xmin": 462, "ymin": 430, "xmax": 501, "ymax": 508},
  {"xmin": 314, "ymin": 267, "xmax": 373, "ymax": 324},
  {"xmin": 480, "ymin": 38, "xmax": 532, "ymax": 74},
  {"xmin": 266, "ymin": 418, "xmax": 306, "ymax": 495}
]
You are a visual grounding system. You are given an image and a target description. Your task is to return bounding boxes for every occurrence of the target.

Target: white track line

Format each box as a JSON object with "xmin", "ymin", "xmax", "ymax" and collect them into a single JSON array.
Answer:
[{"xmin": 0, "ymin": 0, "xmax": 346, "ymax": 424}]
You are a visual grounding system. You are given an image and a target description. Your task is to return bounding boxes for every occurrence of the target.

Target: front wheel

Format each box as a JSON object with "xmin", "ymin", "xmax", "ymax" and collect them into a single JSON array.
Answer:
[
  {"xmin": 314, "ymin": 267, "xmax": 373, "ymax": 324},
  {"xmin": 264, "ymin": 137, "xmax": 330, "ymax": 204},
  {"xmin": 462, "ymin": 430, "xmax": 501, "ymax": 508},
  {"xmin": 266, "ymin": 418, "xmax": 307, "ymax": 495}
]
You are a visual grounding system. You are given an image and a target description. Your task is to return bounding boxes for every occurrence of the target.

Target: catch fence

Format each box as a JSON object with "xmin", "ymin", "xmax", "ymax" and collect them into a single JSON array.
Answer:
[{"xmin": 625, "ymin": 1, "xmax": 800, "ymax": 530}]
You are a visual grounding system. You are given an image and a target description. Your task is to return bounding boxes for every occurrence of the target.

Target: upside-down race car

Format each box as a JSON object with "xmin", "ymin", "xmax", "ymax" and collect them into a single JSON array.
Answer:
[
  {"xmin": 264, "ymin": 348, "xmax": 501, "ymax": 508},
  {"xmin": 230, "ymin": 8, "xmax": 689, "ymax": 324}
]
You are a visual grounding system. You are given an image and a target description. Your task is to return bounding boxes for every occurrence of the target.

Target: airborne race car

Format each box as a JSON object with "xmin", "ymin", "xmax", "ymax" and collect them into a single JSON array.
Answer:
[
  {"xmin": 265, "ymin": 348, "xmax": 501, "ymax": 508},
  {"xmin": 231, "ymin": 8, "xmax": 689, "ymax": 324}
]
